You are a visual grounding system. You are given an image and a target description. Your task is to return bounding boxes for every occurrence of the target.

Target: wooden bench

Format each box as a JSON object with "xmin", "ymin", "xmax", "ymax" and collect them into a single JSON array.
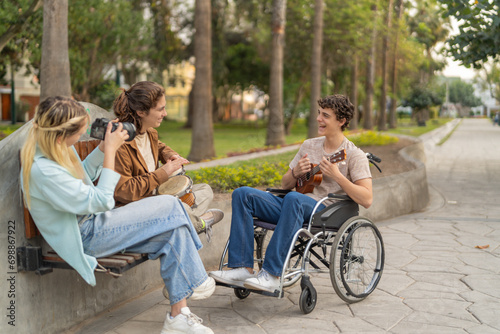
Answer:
[{"xmin": 17, "ymin": 139, "xmax": 149, "ymax": 276}]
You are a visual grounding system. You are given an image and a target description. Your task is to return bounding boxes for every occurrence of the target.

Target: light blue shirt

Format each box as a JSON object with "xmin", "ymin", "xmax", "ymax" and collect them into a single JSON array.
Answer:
[{"xmin": 21, "ymin": 146, "xmax": 121, "ymax": 286}]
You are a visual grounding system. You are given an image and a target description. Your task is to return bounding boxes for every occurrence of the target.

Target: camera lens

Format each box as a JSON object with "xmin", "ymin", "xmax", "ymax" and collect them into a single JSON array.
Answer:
[{"xmin": 121, "ymin": 122, "xmax": 136, "ymax": 141}]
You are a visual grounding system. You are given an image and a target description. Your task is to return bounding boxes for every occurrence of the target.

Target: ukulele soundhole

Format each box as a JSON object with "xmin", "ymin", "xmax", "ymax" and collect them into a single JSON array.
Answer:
[{"xmin": 305, "ymin": 172, "xmax": 311, "ymax": 180}]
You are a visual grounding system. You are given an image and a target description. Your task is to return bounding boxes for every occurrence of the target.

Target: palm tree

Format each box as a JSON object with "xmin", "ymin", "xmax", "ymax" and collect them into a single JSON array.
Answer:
[
  {"xmin": 188, "ymin": 0, "xmax": 216, "ymax": 161},
  {"xmin": 377, "ymin": 0, "xmax": 394, "ymax": 131},
  {"xmin": 40, "ymin": 0, "xmax": 71, "ymax": 100},
  {"xmin": 266, "ymin": 0, "xmax": 287, "ymax": 146},
  {"xmin": 389, "ymin": 0, "xmax": 404, "ymax": 129},
  {"xmin": 363, "ymin": 4, "xmax": 377, "ymax": 130},
  {"xmin": 307, "ymin": 0, "xmax": 324, "ymax": 139}
]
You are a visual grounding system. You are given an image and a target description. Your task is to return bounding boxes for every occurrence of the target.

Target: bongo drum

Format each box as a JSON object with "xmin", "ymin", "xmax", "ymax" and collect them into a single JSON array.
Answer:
[
  {"xmin": 171, "ymin": 166, "xmax": 185, "ymax": 176},
  {"xmin": 157, "ymin": 175, "xmax": 196, "ymax": 207}
]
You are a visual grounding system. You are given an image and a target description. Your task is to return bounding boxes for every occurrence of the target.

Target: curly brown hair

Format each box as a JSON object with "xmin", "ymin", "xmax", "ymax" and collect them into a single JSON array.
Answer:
[{"xmin": 317, "ymin": 95, "xmax": 354, "ymax": 131}]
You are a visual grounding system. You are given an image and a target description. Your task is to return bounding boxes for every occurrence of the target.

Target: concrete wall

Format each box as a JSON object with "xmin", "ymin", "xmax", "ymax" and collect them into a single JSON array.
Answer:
[
  {"xmin": 360, "ymin": 137, "xmax": 430, "ymax": 221},
  {"xmin": 0, "ymin": 103, "xmax": 165, "ymax": 334}
]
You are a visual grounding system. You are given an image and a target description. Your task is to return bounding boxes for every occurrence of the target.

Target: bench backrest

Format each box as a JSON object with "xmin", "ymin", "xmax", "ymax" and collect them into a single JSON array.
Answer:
[{"xmin": 23, "ymin": 139, "xmax": 101, "ymax": 239}]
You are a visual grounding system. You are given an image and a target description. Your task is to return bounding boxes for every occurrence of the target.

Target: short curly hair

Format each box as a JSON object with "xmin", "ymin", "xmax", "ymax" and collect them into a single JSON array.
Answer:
[{"xmin": 317, "ymin": 95, "xmax": 354, "ymax": 131}]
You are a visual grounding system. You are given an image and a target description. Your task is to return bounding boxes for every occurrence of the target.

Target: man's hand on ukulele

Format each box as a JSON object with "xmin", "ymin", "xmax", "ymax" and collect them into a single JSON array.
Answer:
[
  {"xmin": 294, "ymin": 154, "xmax": 312, "ymax": 177},
  {"xmin": 319, "ymin": 156, "xmax": 340, "ymax": 179}
]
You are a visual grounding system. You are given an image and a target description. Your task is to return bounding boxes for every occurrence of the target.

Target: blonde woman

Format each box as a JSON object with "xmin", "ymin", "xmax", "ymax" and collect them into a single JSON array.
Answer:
[{"xmin": 21, "ymin": 96, "xmax": 215, "ymax": 334}]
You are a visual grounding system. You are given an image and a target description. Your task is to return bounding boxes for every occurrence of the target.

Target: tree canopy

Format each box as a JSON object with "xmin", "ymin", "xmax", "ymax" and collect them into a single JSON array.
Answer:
[
  {"xmin": 439, "ymin": 0, "xmax": 500, "ymax": 68},
  {"xmin": 447, "ymin": 80, "xmax": 482, "ymax": 107}
]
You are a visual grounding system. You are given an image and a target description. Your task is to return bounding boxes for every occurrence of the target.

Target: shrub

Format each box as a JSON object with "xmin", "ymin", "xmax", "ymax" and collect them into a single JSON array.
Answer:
[
  {"xmin": 187, "ymin": 161, "xmax": 289, "ymax": 192},
  {"xmin": 347, "ymin": 131, "xmax": 399, "ymax": 146}
]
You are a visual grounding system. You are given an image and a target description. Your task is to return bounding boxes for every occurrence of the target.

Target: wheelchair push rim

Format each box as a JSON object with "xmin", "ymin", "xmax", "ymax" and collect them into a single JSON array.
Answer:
[{"xmin": 330, "ymin": 216, "xmax": 384, "ymax": 303}]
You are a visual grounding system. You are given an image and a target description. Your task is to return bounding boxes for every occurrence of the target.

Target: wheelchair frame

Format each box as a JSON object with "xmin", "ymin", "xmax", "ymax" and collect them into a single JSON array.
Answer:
[
  {"xmin": 215, "ymin": 152, "xmax": 385, "ymax": 314},
  {"xmin": 216, "ymin": 192, "xmax": 385, "ymax": 314}
]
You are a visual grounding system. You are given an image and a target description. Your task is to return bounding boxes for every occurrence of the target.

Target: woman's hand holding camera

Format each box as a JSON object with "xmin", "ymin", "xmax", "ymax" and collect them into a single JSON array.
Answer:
[{"xmin": 100, "ymin": 120, "xmax": 129, "ymax": 170}]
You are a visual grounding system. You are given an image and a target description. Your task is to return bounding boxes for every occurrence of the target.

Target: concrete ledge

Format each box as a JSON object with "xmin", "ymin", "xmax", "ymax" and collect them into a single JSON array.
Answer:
[{"xmin": 360, "ymin": 136, "xmax": 429, "ymax": 221}]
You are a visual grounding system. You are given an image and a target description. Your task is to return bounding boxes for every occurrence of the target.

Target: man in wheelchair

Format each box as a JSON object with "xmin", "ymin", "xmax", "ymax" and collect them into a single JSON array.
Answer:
[{"xmin": 210, "ymin": 94, "xmax": 373, "ymax": 293}]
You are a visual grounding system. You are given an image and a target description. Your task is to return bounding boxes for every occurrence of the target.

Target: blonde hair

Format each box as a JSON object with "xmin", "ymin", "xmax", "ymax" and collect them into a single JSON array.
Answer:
[{"xmin": 21, "ymin": 96, "xmax": 89, "ymax": 208}]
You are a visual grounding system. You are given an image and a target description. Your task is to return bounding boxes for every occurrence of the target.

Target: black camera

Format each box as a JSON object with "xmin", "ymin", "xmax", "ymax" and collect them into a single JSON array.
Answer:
[{"xmin": 89, "ymin": 118, "xmax": 136, "ymax": 142}]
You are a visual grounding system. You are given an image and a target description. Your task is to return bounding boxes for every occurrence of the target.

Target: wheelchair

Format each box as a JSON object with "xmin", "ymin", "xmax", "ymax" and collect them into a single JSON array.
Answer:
[{"xmin": 215, "ymin": 153, "xmax": 384, "ymax": 314}]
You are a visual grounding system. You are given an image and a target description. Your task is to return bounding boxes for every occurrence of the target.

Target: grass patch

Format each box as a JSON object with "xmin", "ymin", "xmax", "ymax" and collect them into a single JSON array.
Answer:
[
  {"xmin": 0, "ymin": 124, "xmax": 23, "ymax": 141},
  {"xmin": 437, "ymin": 119, "xmax": 462, "ymax": 146},
  {"xmin": 384, "ymin": 118, "xmax": 453, "ymax": 137}
]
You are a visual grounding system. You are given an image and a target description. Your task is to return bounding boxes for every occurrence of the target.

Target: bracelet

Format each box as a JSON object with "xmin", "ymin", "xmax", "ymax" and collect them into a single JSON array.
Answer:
[{"xmin": 291, "ymin": 168, "xmax": 298, "ymax": 179}]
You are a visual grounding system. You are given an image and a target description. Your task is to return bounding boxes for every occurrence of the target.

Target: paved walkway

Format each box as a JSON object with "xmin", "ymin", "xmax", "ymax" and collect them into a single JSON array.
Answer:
[{"xmin": 73, "ymin": 118, "xmax": 500, "ymax": 334}]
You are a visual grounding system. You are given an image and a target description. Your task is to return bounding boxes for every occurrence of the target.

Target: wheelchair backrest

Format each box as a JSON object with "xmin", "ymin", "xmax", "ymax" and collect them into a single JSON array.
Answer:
[{"xmin": 310, "ymin": 200, "xmax": 359, "ymax": 231}]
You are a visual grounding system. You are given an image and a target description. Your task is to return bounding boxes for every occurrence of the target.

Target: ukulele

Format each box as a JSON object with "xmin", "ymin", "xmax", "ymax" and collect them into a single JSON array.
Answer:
[{"xmin": 295, "ymin": 149, "xmax": 346, "ymax": 194}]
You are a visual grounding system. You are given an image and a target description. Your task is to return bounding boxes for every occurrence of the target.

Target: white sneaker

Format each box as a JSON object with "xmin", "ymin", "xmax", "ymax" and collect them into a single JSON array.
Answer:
[
  {"xmin": 244, "ymin": 269, "xmax": 280, "ymax": 293},
  {"xmin": 162, "ymin": 277, "xmax": 215, "ymax": 301},
  {"xmin": 209, "ymin": 268, "xmax": 256, "ymax": 287},
  {"xmin": 162, "ymin": 307, "xmax": 213, "ymax": 334}
]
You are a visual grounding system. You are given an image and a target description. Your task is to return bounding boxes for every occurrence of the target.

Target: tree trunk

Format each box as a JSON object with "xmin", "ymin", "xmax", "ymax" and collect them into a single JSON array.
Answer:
[
  {"xmin": 188, "ymin": 0, "xmax": 215, "ymax": 161},
  {"xmin": 40, "ymin": 0, "xmax": 71, "ymax": 101},
  {"xmin": 350, "ymin": 55, "xmax": 359, "ymax": 130},
  {"xmin": 184, "ymin": 87, "xmax": 194, "ymax": 128},
  {"xmin": 363, "ymin": 4, "xmax": 377, "ymax": 130},
  {"xmin": 266, "ymin": 0, "xmax": 287, "ymax": 147},
  {"xmin": 378, "ymin": 0, "xmax": 393, "ymax": 131},
  {"xmin": 389, "ymin": 0, "xmax": 404, "ymax": 129},
  {"xmin": 307, "ymin": 0, "xmax": 324, "ymax": 139}
]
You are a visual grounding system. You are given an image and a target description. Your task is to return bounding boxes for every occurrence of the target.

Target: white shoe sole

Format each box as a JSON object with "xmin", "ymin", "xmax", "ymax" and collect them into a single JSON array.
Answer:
[
  {"xmin": 209, "ymin": 272, "xmax": 247, "ymax": 288},
  {"xmin": 243, "ymin": 280, "xmax": 278, "ymax": 293}
]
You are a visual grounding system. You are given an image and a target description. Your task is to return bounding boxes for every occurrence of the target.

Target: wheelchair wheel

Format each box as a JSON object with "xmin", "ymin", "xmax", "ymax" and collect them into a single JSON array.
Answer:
[
  {"xmin": 234, "ymin": 288, "xmax": 251, "ymax": 299},
  {"xmin": 299, "ymin": 277, "xmax": 317, "ymax": 314},
  {"xmin": 330, "ymin": 216, "xmax": 384, "ymax": 303}
]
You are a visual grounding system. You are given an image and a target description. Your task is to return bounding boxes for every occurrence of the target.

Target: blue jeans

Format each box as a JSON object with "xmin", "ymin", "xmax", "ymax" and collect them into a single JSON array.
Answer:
[
  {"xmin": 228, "ymin": 187, "xmax": 325, "ymax": 277},
  {"xmin": 79, "ymin": 195, "xmax": 208, "ymax": 305}
]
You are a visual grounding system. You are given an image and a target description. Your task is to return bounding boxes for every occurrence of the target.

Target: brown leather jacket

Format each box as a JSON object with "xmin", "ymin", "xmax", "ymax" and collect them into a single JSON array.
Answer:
[{"xmin": 114, "ymin": 128, "xmax": 177, "ymax": 206}]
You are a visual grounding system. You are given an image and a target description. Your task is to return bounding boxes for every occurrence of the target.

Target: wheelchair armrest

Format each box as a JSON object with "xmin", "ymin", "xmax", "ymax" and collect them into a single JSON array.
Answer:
[
  {"xmin": 327, "ymin": 193, "xmax": 352, "ymax": 201},
  {"xmin": 266, "ymin": 188, "xmax": 291, "ymax": 197}
]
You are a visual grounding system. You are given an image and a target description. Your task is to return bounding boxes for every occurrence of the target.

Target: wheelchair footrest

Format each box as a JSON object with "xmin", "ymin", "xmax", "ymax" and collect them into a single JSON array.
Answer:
[{"xmin": 215, "ymin": 281, "xmax": 283, "ymax": 298}]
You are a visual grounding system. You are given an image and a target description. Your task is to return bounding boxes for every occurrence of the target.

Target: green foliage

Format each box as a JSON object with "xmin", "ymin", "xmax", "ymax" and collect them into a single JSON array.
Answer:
[
  {"xmin": 0, "ymin": 124, "xmax": 22, "ymax": 141},
  {"xmin": 0, "ymin": 0, "xmax": 42, "ymax": 80},
  {"xmin": 88, "ymin": 80, "xmax": 120, "ymax": 110},
  {"xmin": 348, "ymin": 131, "xmax": 399, "ymax": 146},
  {"xmin": 439, "ymin": 0, "xmax": 500, "ymax": 68},
  {"xmin": 187, "ymin": 162, "xmax": 289, "ymax": 192},
  {"xmin": 67, "ymin": 0, "xmax": 153, "ymax": 101},
  {"xmin": 225, "ymin": 43, "xmax": 269, "ymax": 92},
  {"xmin": 402, "ymin": 85, "xmax": 443, "ymax": 111},
  {"xmin": 447, "ymin": 80, "xmax": 482, "ymax": 107}
]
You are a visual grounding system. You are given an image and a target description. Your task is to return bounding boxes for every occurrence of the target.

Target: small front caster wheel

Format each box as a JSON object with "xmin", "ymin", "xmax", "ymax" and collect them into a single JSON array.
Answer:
[
  {"xmin": 234, "ymin": 288, "xmax": 251, "ymax": 299},
  {"xmin": 299, "ymin": 285, "xmax": 317, "ymax": 314}
]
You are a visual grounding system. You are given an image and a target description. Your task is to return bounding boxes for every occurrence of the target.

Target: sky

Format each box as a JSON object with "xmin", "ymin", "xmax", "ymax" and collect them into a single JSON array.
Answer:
[{"xmin": 441, "ymin": 60, "xmax": 477, "ymax": 80}]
